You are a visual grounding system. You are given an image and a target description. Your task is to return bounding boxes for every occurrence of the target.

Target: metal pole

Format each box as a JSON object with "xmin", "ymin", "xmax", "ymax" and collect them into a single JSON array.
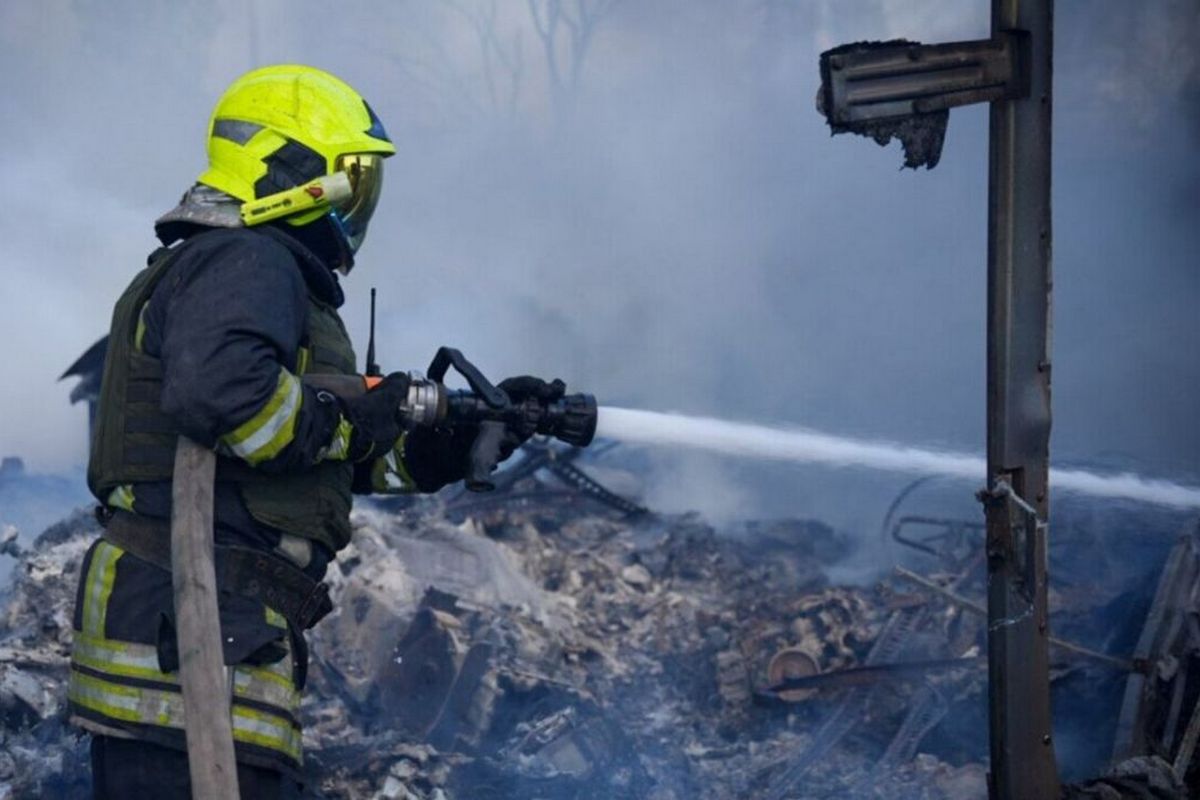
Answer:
[
  {"xmin": 171, "ymin": 436, "xmax": 241, "ymax": 800},
  {"xmin": 984, "ymin": 0, "xmax": 1059, "ymax": 797}
]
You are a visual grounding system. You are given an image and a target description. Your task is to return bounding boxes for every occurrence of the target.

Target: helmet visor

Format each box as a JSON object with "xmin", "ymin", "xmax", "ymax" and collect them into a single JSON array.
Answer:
[{"xmin": 333, "ymin": 153, "xmax": 384, "ymax": 253}]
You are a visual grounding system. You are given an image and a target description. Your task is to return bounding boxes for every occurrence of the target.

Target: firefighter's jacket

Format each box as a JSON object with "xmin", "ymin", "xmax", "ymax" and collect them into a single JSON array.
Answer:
[{"xmin": 68, "ymin": 224, "xmax": 410, "ymax": 774}]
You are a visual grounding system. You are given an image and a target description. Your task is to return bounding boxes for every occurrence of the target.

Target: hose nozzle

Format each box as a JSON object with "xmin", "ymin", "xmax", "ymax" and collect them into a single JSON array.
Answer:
[
  {"xmin": 441, "ymin": 390, "xmax": 597, "ymax": 449},
  {"xmin": 539, "ymin": 393, "xmax": 597, "ymax": 447}
]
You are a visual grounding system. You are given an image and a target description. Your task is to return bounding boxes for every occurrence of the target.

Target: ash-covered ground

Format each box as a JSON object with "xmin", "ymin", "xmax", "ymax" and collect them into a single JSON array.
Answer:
[{"xmin": 0, "ymin": 445, "xmax": 1195, "ymax": 799}]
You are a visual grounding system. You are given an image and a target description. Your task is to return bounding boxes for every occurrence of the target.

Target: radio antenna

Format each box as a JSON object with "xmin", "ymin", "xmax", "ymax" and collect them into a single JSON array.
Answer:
[{"xmin": 365, "ymin": 288, "xmax": 381, "ymax": 377}]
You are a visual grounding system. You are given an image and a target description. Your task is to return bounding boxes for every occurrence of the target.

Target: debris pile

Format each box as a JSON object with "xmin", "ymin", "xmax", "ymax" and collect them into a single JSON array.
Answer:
[
  {"xmin": 0, "ymin": 457, "xmax": 90, "ymax": 584},
  {"xmin": 0, "ymin": 447, "xmax": 1197, "ymax": 799},
  {"xmin": 0, "ymin": 511, "xmax": 96, "ymax": 799}
]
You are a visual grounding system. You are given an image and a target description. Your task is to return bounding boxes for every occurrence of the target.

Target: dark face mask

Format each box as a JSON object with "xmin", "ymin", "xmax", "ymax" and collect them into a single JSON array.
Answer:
[{"xmin": 269, "ymin": 215, "xmax": 354, "ymax": 276}]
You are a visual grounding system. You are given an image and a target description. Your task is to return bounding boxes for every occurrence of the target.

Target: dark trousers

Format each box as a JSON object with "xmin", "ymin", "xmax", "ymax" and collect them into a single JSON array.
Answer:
[{"xmin": 91, "ymin": 735, "xmax": 287, "ymax": 799}]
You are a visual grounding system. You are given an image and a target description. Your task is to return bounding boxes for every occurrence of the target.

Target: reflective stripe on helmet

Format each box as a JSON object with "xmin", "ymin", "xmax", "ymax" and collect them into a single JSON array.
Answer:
[{"xmin": 212, "ymin": 119, "xmax": 265, "ymax": 146}]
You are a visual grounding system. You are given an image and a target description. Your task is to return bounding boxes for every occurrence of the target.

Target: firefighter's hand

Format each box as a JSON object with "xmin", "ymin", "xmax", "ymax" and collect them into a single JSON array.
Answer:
[
  {"xmin": 338, "ymin": 372, "xmax": 411, "ymax": 462},
  {"xmin": 402, "ymin": 420, "xmax": 527, "ymax": 493},
  {"xmin": 498, "ymin": 375, "xmax": 565, "ymax": 404},
  {"xmin": 401, "ymin": 425, "xmax": 475, "ymax": 492}
]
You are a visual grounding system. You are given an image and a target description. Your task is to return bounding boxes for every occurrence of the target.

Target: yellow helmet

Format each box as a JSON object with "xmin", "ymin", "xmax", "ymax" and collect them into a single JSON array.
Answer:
[{"xmin": 198, "ymin": 65, "xmax": 396, "ymax": 253}]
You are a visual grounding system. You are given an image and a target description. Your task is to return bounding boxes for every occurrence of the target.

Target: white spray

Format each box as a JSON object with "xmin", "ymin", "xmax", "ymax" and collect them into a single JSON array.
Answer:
[{"xmin": 595, "ymin": 407, "xmax": 1200, "ymax": 510}]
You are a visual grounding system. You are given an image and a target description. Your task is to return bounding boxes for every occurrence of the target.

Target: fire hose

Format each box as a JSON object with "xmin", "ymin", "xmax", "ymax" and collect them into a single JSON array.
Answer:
[{"xmin": 170, "ymin": 437, "xmax": 240, "ymax": 800}]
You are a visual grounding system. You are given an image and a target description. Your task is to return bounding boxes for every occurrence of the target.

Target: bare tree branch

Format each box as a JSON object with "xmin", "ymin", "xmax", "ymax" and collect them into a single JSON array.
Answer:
[
  {"xmin": 447, "ymin": 0, "xmax": 526, "ymax": 117},
  {"xmin": 526, "ymin": 0, "xmax": 620, "ymax": 122},
  {"xmin": 528, "ymin": 0, "xmax": 566, "ymax": 117}
]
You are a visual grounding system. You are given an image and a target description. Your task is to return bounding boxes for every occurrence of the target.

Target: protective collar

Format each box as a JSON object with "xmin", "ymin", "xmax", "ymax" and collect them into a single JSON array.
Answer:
[
  {"xmin": 155, "ymin": 185, "xmax": 345, "ymax": 308},
  {"xmin": 154, "ymin": 184, "xmax": 243, "ymax": 246}
]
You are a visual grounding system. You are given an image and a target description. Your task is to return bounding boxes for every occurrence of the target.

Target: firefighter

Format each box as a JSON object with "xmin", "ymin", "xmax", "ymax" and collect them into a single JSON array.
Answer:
[{"xmin": 69, "ymin": 65, "xmax": 546, "ymax": 797}]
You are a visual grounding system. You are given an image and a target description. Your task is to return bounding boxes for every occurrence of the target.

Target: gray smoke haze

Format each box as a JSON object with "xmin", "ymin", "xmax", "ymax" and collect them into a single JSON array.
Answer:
[{"xmin": 0, "ymin": 0, "xmax": 1196, "ymax": 532}]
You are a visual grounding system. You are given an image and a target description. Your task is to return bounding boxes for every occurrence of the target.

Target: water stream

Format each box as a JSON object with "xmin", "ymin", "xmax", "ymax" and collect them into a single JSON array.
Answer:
[{"xmin": 595, "ymin": 407, "xmax": 1200, "ymax": 509}]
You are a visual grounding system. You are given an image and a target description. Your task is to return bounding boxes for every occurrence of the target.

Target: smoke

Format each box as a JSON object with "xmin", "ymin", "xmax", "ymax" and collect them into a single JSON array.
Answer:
[{"xmin": 0, "ymin": 1, "xmax": 1196, "ymax": 535}]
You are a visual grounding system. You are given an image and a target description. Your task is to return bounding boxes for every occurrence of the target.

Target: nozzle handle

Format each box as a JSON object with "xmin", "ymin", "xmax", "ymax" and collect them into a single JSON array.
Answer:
[
  {"xmin": 427, "ymin": 347, "xmax": 509, "ymax": 410},
  {"xmin": 465, "ymin": 419, "xmax": 506, "ymax": 492}
]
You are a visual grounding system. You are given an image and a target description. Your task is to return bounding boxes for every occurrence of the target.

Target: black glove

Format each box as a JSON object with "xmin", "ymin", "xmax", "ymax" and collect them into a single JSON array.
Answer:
[
  {"xmin": 337, "ymin": 372, "xmax": 410, "ymax": 462},
  {"xmin": 401, "ymin": 425, "xmax": 476, "ymax": 492},
  {"xmin": 403, "ymin": 423, "xmax": 526, "ymax": 493}
]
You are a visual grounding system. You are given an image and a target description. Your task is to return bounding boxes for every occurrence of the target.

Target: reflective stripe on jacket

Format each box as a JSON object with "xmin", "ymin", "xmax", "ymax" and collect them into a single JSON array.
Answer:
[
  {"xmin": 68, "ymin": 540, "xmax": 303, "ymax": 771},
  {"xmin": 73, "ymin": 225, "xmax": 354, "ymax": 774}
]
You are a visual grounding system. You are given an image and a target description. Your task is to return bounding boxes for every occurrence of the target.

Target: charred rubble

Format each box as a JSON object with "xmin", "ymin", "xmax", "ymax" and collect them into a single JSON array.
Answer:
[{"xmin": 0, "ymin": 443, "xmax": 1198, "ymax": 799}]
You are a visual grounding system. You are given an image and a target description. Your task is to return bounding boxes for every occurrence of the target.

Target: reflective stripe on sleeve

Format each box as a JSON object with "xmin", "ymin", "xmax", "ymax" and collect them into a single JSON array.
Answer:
[{"xmin": 220, "ymin": 368, "xmax": 303, "ymax": 465}]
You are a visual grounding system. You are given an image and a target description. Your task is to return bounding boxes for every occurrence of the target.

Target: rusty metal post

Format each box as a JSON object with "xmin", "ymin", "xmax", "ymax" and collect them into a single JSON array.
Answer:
[
  {"xmin": 983, "ymin": 0, "xmax": 1059, "ymax": 797},
  {"xmin": 171, "ymin": 436, "xmax": 241, "ymax": 800}
]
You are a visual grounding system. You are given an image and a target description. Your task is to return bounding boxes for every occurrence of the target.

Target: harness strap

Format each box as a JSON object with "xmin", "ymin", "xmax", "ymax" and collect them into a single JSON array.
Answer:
[{"xmin": 99, "ymin": 510, "xmax": 332, "ymax": 630}]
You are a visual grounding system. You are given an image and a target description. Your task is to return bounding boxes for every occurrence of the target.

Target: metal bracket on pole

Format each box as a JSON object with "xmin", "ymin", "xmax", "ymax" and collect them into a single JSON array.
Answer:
[
  {"xmin": 819, "ymin": 33, "xmax": 1029, "ymax": 124},
  {"xmin": 817, "ymin": 33, "xmax": 1029, "ymax": 169},
  {"xmin": 979, "ymin": 479, "xmax": 1043, "ymax": 599}
]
